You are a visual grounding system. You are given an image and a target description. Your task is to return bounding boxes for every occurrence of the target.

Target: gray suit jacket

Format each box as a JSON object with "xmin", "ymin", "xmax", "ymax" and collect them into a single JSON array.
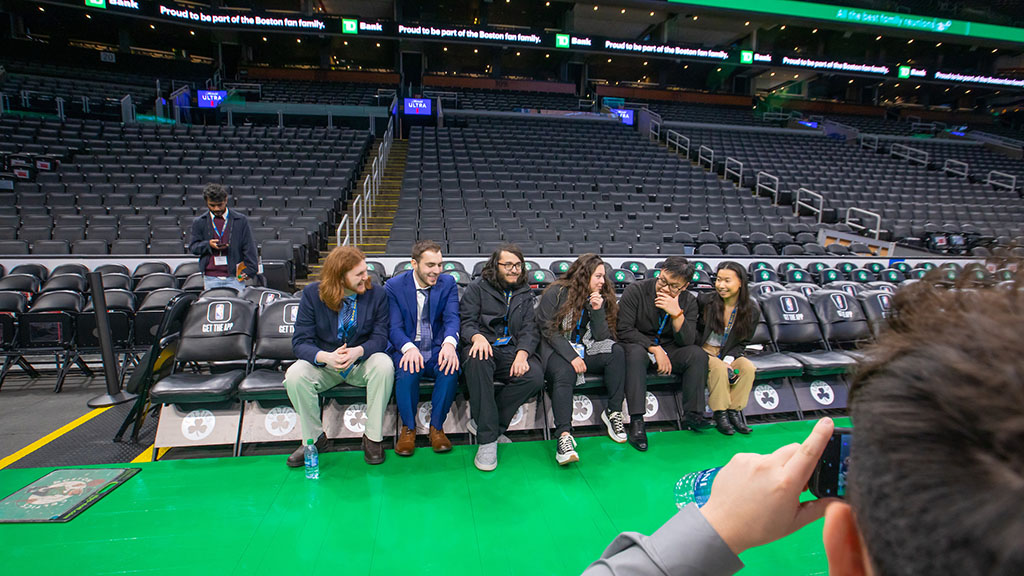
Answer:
[{"xmin": 582, "ymin": 504, "xmax": 743, "ymax": 576}]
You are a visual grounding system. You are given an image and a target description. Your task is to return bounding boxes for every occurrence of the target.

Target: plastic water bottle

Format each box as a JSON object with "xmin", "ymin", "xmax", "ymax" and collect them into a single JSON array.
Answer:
[
  {"xmin": 674, "ymin": 467, "xmax": 721, "ymax": 509},
  {"xmin": 304, "ymin": 438, "xmax": 319, "ymax": 480}
]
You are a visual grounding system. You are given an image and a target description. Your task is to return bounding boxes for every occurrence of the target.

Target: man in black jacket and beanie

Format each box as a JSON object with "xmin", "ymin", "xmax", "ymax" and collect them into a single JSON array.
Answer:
[
  {"xmin": 460, "ymin": 244, "xmax": 544, "ymax": 472},
  {"xmin": 617, "ymin": 256, "xmax": 712, "ymax": 451}
]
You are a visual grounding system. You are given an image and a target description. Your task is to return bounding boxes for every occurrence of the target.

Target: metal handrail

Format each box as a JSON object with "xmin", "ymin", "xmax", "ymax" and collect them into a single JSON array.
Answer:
[
  {"xmin": 859, "ymin": 134, "xmax": 879, "ymax": 152},
  {"xmin": 648, "ymin": 109, "xmax": 662, "ymax": 142},
  {"xmin": 890, "ymin": 143, "xmax": 929, "ymax": 166},
  {"xmin": 845, "ymin": 207, "xmax": 882, "ymax": 240},
  {"xmin": 698, "ymin": 145, "xmax": 714, "ymax": 170},
  {"xmin": 724, "ymin": 157, "xmax": 744, "ymax": 188},
  {"xmin": 987, "ymin": 170, "xmax": 1017, "ymax": 192},
  {"xmin": 795, "ymin": 188, "xmax": 824, "ymax": 224},
  {"xmin": 756, "ymin": 171, "xmax": 780, "ymax": 204},
  {"xmin": 943, "ymin": 159, "xmax": 969, "ymax": 178},
  {"xmin": 0, "ymin": 91, "xmax": 6, "ymax": 115},
  {"xmin": 335, "ymin": 214, "xmax": 351, "ymax": 247},
  {"xmin": 666, "ymin": 130, "xmax": 690, "ymax": 157}
]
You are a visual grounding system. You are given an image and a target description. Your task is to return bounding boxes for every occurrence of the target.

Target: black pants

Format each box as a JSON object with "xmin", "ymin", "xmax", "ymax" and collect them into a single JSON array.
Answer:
[
  {"xmin": 463, "ymin": 346, "xmax": 545, "ymax": 444},
  {"xmin": 545, "ymin": 344, "xmax": 626, "ymax": 436},
  {"xmin": 622, "ymin": 342, "xmax": 709, "ymax": 418}
]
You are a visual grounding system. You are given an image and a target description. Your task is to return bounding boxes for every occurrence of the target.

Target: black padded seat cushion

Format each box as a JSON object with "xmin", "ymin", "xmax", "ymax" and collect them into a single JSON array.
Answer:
[
  {"xmin": 748, "ymin": 353, "xmax": 805, "ymax": 379},
  {"xmin": 150, "ymin": 370, "xmax": 244, "ymax": 403},
  {"xmin": 784, "ymin": 351, "xmax": 857, "ymax": 376},
  {"xmin": 238, "ymin": 369, "xmax": 288, "ymax": 400}
]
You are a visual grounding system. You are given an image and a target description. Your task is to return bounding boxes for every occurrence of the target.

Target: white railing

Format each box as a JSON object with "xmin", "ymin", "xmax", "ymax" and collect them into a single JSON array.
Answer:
[
  {"xmin": 698, "ymin": 145, "xmax": 714, "ymax": 170},
  {"xmin": 335, "ymin": 214, "xmax": 351, "ymax": 247},
  {"xmin": 336, "ymin": 116, "xmax": 394, "ymax": 248},
  {"xmin": 859, "ymin": 134, "xmax": 879, "ymax": 152},
  {"xmin": 649, "ymin": 109, "xmax": 662, "ymax": 142},
  {"xmin": 795, "ymin": 188, "xmax": 824, "ymax": 224},
  {"xmin": 890, "ymin": 143, "xmax": 929, "ymax": 166},
  {"xmin": 666, "ymin": 130, "xmax": 690, "ymax": 157},
  {"xmin": 987, "ymin": 170, "xmax": 1018, "ymax": 193},
  {"xmin": 724, "ymin": 157, "xmax": 744, "ymax": 187},
  {"xmin": 943, "ymin": 159, "xmax": 969, "ymax": 178},
  {"xmin": 119, "ymin": 94, "xmax": 134, "ymax": 124},
  {"xmin": 845, "ymin": 207, "xmax": 882, "ymax": 240},
  {"xmin": 756, "ymin": 171, "xmax": 780, "ymax": 204}
]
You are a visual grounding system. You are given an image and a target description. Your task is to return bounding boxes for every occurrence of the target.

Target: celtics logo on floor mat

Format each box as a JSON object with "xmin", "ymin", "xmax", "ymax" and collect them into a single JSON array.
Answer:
[
  {"xmin": 754, "ymin": 385, "xmax": 779, "ymax": 410},
  {"xmin": 343, "ymin": 403, "xmax": 368, "ymax": 433},
  {"xmin": 644, "ymin": 392, "xmax": 659, "ymax": 418},
  {"xmin": 0, "ymin": 468, "xmax": 141, "ymax": 523},
  {"xmin": 571, "ymin": 395, "xmax": 593, "ymax": 422},
  {"xmin": 810, "ymin": 381, "xmax": 835, "ymax": 406},
  {"xmin": 265, "ymin": 406, "xmax": 297, "ymax": 436},
  {"xmin": 417, "ymin": 402, "xmax": 433, "ymax": 429},
  {"xmin": 509, "ymin": 405, "xmax": 525, "ymax": 427},
  {"xmin": 181, "ymin": 409, "xmax": 215, "ymax": 441}
]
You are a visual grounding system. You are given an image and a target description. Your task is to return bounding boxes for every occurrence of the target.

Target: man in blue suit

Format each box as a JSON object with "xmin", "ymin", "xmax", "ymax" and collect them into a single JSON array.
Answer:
[
  {"xmin": 284, "ymin": 246, "xmax": 394, "ymax": 466},
  {"xmin": 385, "ymin": 240, "xmax": 461, "ymax": 456}
]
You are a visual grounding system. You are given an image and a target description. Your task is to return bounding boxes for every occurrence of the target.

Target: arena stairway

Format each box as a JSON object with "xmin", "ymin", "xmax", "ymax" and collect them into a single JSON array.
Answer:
[{"xmin": 301, "ymin": 138, "xmax": 406, "ymax": 286}]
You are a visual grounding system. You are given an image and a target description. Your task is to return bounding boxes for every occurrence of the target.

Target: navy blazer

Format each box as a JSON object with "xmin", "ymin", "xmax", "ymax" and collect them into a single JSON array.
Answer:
[
  {"xmin": 384, "ymin": 270, "xmax": 460, "ymax": 361},
  {"xmin": 188, "ymin": 210, "xmax": 259, "ymax": 277},
  {"xmin": 291, "ymin": 282, "xmax": 390, "ymax": 366}
]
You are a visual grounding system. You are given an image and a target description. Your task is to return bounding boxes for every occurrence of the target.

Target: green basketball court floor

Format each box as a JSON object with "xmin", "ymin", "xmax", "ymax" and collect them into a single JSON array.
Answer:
[{"xmin": 0, "ymin": 418, "xmax": 845, "ymax": 575}]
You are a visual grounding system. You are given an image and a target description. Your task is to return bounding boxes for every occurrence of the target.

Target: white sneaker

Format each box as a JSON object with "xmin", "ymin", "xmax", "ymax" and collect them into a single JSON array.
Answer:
[
  {"xmin": 555, "ymin": 433, "xmax": 579, "ymax": 466},
  {"xmin": 601, "ymin": 410, "xmax": 628, "ymax": 443},
  {"xmin": 475, "ymin": 441, "xmax": 498, "ymax": 472}
]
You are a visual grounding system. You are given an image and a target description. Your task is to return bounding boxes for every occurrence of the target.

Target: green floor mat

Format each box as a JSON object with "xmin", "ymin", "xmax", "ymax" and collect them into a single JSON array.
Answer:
[{"xmin": 0, "ymin": 468, "xmax": 139, "ymax": 523}]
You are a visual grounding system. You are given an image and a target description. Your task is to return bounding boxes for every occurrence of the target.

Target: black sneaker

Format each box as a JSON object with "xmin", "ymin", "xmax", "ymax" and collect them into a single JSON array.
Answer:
[
  {"xmin": 601, "ymin": 409, "xmax": 627, "ymax": 443},
  {"xmin": 555, "ymin": 433, "xmax": 579, "ymax": 465}
]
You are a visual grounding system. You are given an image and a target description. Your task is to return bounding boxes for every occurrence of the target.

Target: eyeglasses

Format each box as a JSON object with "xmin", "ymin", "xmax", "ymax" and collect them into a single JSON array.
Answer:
[
  {"xmin": 656, "ymin": 275, "xmax": 686, "ymax": 293},
  {"xmin": 497, "ymin": 261, "xmax": 522, "ymax": 272}
]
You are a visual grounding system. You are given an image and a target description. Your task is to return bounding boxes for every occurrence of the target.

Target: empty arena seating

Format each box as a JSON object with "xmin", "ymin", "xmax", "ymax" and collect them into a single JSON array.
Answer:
[
  {"xmin": 453, "ymin": 88, "xmax": 581, "ymax": 112},
  {"xmin": 677, "ymin": 125, "xmax": 1024, "ymax": 241},
  {"xmin": 391, "ymin": 115, "xmax": 814, "ymax": 254},
  {"xmin": 1, "ymin": 116, "xmax": 372, "ymax": 277},
  {"xmin": 256, "ymin": 79, "xmax": 392, "ymax": 107}
]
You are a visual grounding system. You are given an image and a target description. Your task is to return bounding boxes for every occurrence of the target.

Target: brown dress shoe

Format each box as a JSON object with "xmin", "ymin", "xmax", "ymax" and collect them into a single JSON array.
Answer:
[
  {"xmin": 429, "ymin": 426, "xmax": 452, "ymax": 453},
  {"xmin": 362, "ymin": 435, "xmax": 385, "ymax": 465},
  {"xmin": 396, "ymin": 425, "xmax": 416, "ymax": 457}
]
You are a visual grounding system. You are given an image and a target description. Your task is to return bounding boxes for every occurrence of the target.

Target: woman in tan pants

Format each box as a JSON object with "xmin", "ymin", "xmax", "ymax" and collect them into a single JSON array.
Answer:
[{"xmin": 697, "ymin": 262, "xmax": 761, "ymax": 435}]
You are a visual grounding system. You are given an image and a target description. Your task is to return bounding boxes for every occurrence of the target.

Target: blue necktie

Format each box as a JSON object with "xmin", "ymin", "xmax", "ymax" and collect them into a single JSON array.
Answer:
[
  {"xmin": 338, "ymin": 296, "xmax": 356, "ymax": 343},
  {"xmin": 418, "ymin": 288, "xmax": 432, "ymax": 362}
]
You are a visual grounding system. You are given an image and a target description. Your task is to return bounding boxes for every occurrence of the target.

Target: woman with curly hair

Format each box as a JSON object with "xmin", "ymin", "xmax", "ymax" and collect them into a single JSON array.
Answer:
[{"xmin": 538, "ymin": 254, "xmax": 627, "ymax": 465}]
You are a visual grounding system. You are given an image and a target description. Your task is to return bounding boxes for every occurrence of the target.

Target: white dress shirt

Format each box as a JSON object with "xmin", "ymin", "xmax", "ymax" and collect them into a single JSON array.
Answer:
[{"xmin": 400, "ymin": 274, "xmax": 459, "ymax": 354}]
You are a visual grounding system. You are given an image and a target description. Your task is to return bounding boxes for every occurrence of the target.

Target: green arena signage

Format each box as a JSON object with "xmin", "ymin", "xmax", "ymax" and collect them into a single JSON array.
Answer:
[{"xmin": 668, "ymin": 0, "xmax": 1024, "ymax": 43}]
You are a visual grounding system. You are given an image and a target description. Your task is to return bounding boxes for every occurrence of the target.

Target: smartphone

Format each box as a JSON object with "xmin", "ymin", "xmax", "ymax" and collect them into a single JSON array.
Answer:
[{"xmin": 809, "ymin": 427, "xmax": 853, "ymax": 499}]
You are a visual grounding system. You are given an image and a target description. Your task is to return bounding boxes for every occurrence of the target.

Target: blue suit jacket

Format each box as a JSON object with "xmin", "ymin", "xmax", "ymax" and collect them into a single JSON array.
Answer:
[
  {"xmin": 291, "ymin": 282, "xmax": 390, "ymax": 366},
  {"xmin": 384, "ymin": 271, "xmax": 460, "ymax": 361}
]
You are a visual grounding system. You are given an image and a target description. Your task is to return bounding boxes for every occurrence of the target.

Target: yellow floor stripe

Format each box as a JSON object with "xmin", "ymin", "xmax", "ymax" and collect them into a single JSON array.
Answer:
[
  {"xmin": 130, "ymin": 445, "xmax": 170, "ymax": 463},
  {"xmin": 0, "ymin": 407, "xmax": 111, "ymax": 470}
]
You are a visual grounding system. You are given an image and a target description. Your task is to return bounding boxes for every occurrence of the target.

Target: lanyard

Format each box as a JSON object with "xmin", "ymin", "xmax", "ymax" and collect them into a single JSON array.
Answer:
[
  {"xmin": 337, "ymin": 299, "xmax": 357, "ymax": 343},
  {"xmin": 572, "ymin": 307, "xmax": 587, "ymax": 344},
  {"xmin": 502, "ymin": 291, "xmax": 512, "ymax": 337},
  {"xmin": 654, "ymin": 313, "xmax": 669, "ymax": 346},
  {"xmin": 211, "ymin": 209, "xmax": 229, "ymax": 241},
  {"xmin": 718, "ymin": 307, "xmax": 738, "ymax": 359}
]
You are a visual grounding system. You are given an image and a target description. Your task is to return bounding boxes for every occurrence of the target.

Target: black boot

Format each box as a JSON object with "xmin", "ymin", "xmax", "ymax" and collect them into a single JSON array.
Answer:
[
  {"xmin": 681, "ymin": 411, "xmax": 714, "ymax": 432},
  {"xmin": 713, "ymin": 411, "xmax": 735, "ymax": 436},
  {"xmin": 287, "ymin": 432, "xmax": 328, "ymax": 467},
  {"xmin": 727, "ymin": 409, "xmax": 752, "ymax": 434},
  {"xmin": 627, "ymin": 417, "xmax": 648, "ymax": 452}
]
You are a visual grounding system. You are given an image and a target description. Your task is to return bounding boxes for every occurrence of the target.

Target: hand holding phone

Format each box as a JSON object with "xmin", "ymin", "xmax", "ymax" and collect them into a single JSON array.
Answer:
[{"xmin": 809, "ymin": 427, "xmax": 853, "ymax": 499}]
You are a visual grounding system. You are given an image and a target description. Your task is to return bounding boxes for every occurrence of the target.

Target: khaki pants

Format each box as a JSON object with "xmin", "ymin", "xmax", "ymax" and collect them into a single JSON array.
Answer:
[
  {"xmin": 284, "ymin": 353, "xmax": 395, "ymax": 442},
  {"xmin": 703, "ymin": 345, "xmax": 756, "ymax": 411}
]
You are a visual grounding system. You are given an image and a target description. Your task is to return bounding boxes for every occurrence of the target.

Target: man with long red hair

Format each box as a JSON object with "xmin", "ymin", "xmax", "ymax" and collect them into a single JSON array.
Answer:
[{"xmin": 284, "ymin": 246, "xmax": 394, "ymax": 466}]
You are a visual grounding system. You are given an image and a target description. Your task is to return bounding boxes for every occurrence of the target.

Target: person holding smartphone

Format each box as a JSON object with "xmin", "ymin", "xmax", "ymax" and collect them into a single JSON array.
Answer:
[
  {"xmin": 537, "ymin": 254, "xmax": 627, "ymax": 465},
  {"xmin": 697, "ymin": 262, "xmax": 761, "ymax": 436},
  {"xmin": 187, "ymin": 183, "xmax": 259, "ymax": 291},
  {"xmin": 585, "ymin": 283, "xmax": 1024, "ymax": 576}
]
